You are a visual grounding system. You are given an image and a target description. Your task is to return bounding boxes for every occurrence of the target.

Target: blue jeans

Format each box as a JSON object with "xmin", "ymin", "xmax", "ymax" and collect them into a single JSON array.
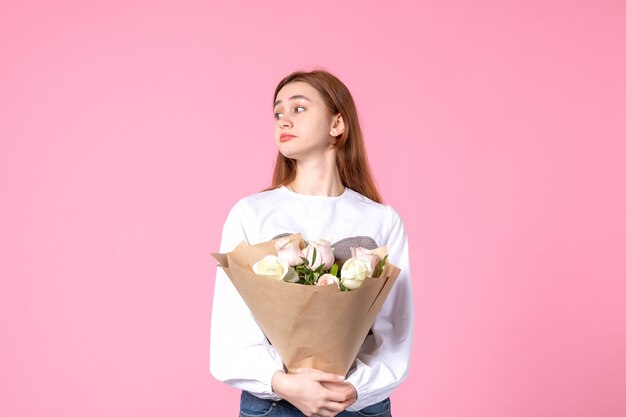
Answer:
[{"xmin": 239, "ymin": 391, "xmax": 392, "ymax": 417}]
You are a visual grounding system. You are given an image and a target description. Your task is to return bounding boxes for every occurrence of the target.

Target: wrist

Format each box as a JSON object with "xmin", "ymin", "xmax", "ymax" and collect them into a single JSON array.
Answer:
[{"xmin": 271, "ymin": 370, "xmax": 287, "ymax": 398}]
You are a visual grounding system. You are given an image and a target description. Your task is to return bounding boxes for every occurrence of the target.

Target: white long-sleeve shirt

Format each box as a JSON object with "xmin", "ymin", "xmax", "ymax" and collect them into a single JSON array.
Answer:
[{"xmin": 210, "ymin": 186, "xmax": 414, "ymax": 411}]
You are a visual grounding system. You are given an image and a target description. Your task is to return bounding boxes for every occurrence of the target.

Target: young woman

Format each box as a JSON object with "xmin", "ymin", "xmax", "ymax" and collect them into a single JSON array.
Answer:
[{"xmin": 210, "ymin": 69, "xmax": 413, "ymax": 417}]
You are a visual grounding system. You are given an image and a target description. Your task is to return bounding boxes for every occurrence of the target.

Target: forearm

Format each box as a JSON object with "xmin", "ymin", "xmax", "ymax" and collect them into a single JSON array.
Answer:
[{"xmin": 210, "ymin": 267, "xmax": 285, "ymax": 398}]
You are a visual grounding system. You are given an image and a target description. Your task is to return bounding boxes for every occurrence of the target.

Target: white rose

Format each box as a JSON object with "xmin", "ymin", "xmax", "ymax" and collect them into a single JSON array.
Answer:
[
  {"xmin": 303, "ymin": 239, "xmax": 335, "ymax": 270},
  {"xmin": 350, "ymin": 247, "xmax": 380, "ymax": 277},
  {"xmin": 316, "ymin": 273, "xmax": 339, "ymax": 287},
  {"xmin": 252, "ymin": 255, "xmax": 298, "ymax": 282},
  {"xmin": 275, "ymin": 236, "xmax": 305, "ymax": 266},
  {"xmin": 340, "ymin": 258, "xmax": 369, "ymax": 290}
]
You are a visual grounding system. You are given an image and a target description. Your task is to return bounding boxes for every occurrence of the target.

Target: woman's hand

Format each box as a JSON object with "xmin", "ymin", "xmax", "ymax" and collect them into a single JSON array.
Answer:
[{"xmin": 271, "ymin": 368, "xmax": 357, "ymax": 417}]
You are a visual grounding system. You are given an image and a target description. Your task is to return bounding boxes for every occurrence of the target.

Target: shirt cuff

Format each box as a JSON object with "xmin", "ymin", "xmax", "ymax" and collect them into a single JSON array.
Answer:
[{"xmin": 261, "ymin": 365, "xmax": 286, "ymax": 401}]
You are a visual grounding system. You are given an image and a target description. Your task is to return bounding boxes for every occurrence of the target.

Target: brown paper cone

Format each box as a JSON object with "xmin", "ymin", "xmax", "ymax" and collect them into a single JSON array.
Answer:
[{"xmin": 212, "ymin": 235, "xmax": 400, "ymax": 376}]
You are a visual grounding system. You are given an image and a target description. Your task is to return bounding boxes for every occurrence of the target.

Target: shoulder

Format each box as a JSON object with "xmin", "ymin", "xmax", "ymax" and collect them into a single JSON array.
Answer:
[
  {"xmin": 236, "ymin": 187, "xmax": 286, "ymax": 212},
  {"xmin": 219, "ymin": 189, "xmax": 284, "ymax": 250},
  {"xmin": 344, "ymin": 189, "xmax": 403, "ymax": 224},
  {"xmin": 240, "ymin": 187, "xmax": 285, "ymax": 206},
  {"xmin": 225, "ymin": 187, "xmax": 284, "ymax": 219}
]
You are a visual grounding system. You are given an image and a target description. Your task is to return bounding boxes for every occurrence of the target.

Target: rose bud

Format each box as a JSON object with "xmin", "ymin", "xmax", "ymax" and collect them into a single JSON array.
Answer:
[{"xmin": 316, "ymin": 273, "xmax": 340, "ymax": 287}]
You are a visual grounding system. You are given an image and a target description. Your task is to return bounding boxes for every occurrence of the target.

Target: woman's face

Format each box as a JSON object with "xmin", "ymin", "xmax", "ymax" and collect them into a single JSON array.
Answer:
[{"xmin": 273, "ymin": 81, "xmax": 341, "ymax": 160}]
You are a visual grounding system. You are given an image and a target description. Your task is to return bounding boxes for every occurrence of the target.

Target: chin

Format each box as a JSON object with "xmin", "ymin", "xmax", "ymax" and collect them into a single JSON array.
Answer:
[
  {"xmin": 276, "ymin": 143, "xmax": 299, "ymax": 159},
  {"xmin": 278, "ymin": 149, "xmax": 299, "ymax": 160}
]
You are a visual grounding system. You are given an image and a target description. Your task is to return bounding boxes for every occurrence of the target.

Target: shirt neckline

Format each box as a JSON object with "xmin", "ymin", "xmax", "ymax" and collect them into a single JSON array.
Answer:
[{"xmin": 280, "ymin": 185, "xmax": 350, "ymax": 201}]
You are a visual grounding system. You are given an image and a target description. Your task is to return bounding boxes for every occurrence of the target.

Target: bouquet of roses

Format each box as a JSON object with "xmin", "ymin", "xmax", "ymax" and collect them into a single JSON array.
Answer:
[
  {"xmin": 251, "ymin": 235, "xmax": 389, "ymax": 291},
  {"xmin": 212, "ymin": 234, "xmax": 400, "ymax": 376}
]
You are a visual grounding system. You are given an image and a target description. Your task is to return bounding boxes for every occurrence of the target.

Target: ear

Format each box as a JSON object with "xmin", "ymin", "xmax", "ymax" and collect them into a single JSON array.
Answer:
[{"xmin": 330, "ymin": 113, "xmax": 345, "ymax": 137}]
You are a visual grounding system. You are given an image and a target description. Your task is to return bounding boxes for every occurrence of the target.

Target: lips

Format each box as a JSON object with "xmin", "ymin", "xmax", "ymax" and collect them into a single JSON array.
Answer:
[{"xmin": 280, "ymin": 133, "xmax": 295, "ymax": 142}]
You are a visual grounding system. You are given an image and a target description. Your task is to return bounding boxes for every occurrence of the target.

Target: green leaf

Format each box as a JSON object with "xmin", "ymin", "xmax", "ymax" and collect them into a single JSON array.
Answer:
[
  {"xmin": 311, "ymin": 247, "xmax": 317, "ymax": 267},
  {"xmin": 330, "ymin": 263, "xmax": 338, "ymax": 276},
  {"xmin": 374, "ymin": 255, "xmax": 389, "ymax": 278}
]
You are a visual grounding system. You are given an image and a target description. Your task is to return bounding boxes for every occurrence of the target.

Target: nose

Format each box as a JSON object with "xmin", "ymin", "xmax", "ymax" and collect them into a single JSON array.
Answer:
[{"xmin": 279, "ymin": 114, "xmax": 293, "ymax": 128}]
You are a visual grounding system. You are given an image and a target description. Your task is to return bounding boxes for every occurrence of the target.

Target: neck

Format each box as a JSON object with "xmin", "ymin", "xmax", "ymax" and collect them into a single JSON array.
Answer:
[{"xmin": 289, "ymin": 151, "xmax": 345, "ymax": 197}]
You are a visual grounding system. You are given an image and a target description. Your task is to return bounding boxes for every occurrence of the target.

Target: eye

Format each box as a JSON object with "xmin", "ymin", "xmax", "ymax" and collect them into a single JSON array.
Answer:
[
  {"xmin": 294, "ymin": 106, "xmax": 305, "ymax": 113},
  {"xmin": 274, "ymin": 112, "xmax": 283, "ymax": 120}
]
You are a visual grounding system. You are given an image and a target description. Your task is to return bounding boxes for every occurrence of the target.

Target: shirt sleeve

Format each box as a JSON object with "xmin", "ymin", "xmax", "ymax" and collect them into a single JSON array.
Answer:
[
  {"xmin": 209, "ymin": 199, "xmax": 285, "ymax": 399},
  {"xmin": 344, "ymin": 207, "xmax": 414, "ymax": 411}
]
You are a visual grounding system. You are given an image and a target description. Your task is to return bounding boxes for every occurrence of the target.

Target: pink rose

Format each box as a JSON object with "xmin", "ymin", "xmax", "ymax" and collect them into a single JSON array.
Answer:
[
  {"xmin": 275, "ymin": 236, "xmax": 304, "ymax": 266},
  {"xmin": 303, "ymin": 239, "xmax": 335, "ymax": 270}
]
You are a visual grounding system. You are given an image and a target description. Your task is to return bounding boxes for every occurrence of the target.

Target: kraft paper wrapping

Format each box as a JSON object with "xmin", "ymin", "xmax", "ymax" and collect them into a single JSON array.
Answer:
[{"xmin": 212, "ymin": 234, "xmax": 400, "ymax": 376}]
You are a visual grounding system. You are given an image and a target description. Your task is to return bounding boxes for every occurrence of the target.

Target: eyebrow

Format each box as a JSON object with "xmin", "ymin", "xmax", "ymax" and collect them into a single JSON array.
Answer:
[{"xmin": 274, "ymin": 95, "xmax": 311, "ymax": 107}]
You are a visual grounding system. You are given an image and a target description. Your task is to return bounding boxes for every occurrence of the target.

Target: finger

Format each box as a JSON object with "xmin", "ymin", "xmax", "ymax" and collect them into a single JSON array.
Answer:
[
  {"xmin": 293, "ymin": 367, "xmax": 342, "ymax": 379},
  {"xmin": 291, "ymin": 367, "xmax": 318, "ymax": 374},
  {"xmin": 310, "ymin": 372, "xmax": 345, "ymax": 383},
  {"xmin": 293, "ymin": 369, "xmax": 344, "ymax": 382},
  {"xmin": 312, "ymin": 404, "xmax": 343, "ymax": 417},
  {"xmin": 334, "ymin": 398, "xmax": 357, "ymax": 412},
  {"xmin": 321, "ymin": 388, "xmax": 351, "ymax": 403},
  {"xmin": 322, "ymin": 400, "xmax": 349, "ymax": 416},
  {"xmin": 321, "ymin": 383, "xmax": 357, "ymax": 403},
  {"xmin": 322, "ymin": 381, "xmax": 355, "ymax": 391},
  {"xmin": 323, "ymin": 395, "xmax": 358, "ymax": 414}
]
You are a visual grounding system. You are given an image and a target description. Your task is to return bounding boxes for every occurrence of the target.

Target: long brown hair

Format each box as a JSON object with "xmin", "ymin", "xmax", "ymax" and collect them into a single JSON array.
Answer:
[{"xmin": 268, "ymin": 69, "xmax": 383, "ymax": 204}]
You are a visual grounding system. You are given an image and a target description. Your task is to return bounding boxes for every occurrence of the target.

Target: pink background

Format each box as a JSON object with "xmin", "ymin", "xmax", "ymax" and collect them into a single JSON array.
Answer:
[{"xmin": 1, "ymin": 0, "xmax": 625, "ymax": 416}]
